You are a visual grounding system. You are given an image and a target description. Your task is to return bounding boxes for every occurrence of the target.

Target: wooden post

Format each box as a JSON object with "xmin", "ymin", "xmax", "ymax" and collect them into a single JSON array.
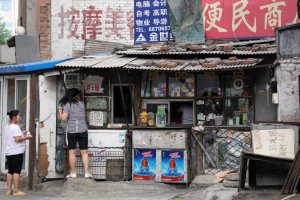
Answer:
[{"xmin": 28, "ymin": 74, "xmax": 37, "ymax": 190}]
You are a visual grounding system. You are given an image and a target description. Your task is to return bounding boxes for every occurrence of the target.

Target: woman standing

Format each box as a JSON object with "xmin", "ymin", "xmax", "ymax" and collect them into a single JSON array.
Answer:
[
  {"xmin": 59, "ymin": 88, "xmax": 92, "ymax": 179},
  {"xmin": 5, "ymin": 110, "xmax": 32, "ymax": 196}
]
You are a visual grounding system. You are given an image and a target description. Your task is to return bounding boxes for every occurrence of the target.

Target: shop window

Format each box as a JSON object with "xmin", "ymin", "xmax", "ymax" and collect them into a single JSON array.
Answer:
[
  {"xmin": 113, "ymin": 85, "xmax": 133, "ymax": 124},
  {"xmin": 85, "ymin": 96, "xmax": 109, "ymax": 128},
  {"xmin": 85, "ymin": 74, "xmax": 109, "ymax": 96},
  {"xmin": 141, "ymin": 71, "xmax": 167, "ymax": 97},
  {"xmin": 84, "ymin": 72, "xmax": 110, "ymax": 128},
  {"xmin": 196, "ymin": 71, "xmax": 253, "ymax": 126},
  {"xmin": 170, "ymin": 102, "xmax": 193, "ymax": 125},
  {"xmin": 168, "ymin": 72, "xmax": 195, "ymax": 97},
  {"xmin": 197, "ymin": 73, "xmax": 221, "ymax": 97}
]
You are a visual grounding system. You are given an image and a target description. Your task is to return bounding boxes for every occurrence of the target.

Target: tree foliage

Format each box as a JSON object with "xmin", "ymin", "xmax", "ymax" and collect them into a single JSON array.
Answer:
[{"xmin": 0, "ymin": 17, "xmax": 12, "ymax": 45}]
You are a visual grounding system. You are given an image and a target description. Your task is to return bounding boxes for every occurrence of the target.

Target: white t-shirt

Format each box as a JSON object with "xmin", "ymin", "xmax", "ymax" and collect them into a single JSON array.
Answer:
[{"xmin": 5, "ymin": 124, "xmax": 26, "ymax": 156}]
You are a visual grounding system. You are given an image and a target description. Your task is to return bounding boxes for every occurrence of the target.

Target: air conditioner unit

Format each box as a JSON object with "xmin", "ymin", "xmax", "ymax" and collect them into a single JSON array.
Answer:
[{"xmin": 64, "ymin": 73, "xmax": 81, "ymax": 89}]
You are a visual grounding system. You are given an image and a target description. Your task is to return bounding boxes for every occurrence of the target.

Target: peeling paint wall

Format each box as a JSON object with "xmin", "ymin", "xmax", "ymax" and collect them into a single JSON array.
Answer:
[
  {"xmin": 38, "ymin": 75, "xmax": 62, "ymax": 178},
  {"xmin": 275, "ymin": 60, "xmax": 300, "ymax": 121}
]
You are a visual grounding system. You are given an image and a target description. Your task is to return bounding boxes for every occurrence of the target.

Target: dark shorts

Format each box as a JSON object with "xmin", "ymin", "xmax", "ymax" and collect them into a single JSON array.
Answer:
[
  {"xmin": 67, "ymin": 132, "xmax": 88, "ymax": 150},
  {"xmin": 6, "ymin": 153, "xmax": 23, "ymax": 174}
]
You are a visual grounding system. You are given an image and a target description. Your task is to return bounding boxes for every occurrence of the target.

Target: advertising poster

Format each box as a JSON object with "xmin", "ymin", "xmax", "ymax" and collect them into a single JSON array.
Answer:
[
  {"xmin": 133, "ymin": 149, "xmax": 156, "ymax": 181},
  {"xmin": 161, "ymin": 150, "xmax": 184, "ymax": 182}
]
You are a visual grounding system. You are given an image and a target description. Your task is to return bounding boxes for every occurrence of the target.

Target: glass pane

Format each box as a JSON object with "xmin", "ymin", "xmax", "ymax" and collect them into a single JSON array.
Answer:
[
  {"xmin": 197, "ymin": 73, "xmax": 221, "ymax": 97},
  {"xmin": 224, "ymin": 74, "xmax": 252, "ymax": 97},
  {"xmin": 196, "ymin": 98, "xmax": 251, "ymax": 126},
  {"xmin": 169, "ymin": 72, "xmax": 194, "ymax": 97},
  {"xmin": 7, "ymin": 78, "xmax": 15, "ymax": 113},
  {"xmin": 16, "ymin": 80, "xmax": 27, "ymax": 130},
  {"xmin": 113, "ymin": 86, "xmax": 132, "ymax": 124},
  {"xmin": 141, "ymin": 71, "xmax": 167, "ymax": 97},
  {"xmin": 146, "ymin": 103, "xmax": 168, "ymax": 124},
  {"xmin": 86, "ymin": 97, "xmax": 108, "ymax": 110},
  {"xmin": 85, "ymin": 73, "xmax": 109, "ymax": 96}
]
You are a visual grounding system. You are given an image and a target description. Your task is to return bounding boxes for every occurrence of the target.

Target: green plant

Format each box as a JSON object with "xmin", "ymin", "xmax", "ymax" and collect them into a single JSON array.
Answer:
[{"xmin": 0, "ymin": 17, "xmax": 12, "ymax": 45}]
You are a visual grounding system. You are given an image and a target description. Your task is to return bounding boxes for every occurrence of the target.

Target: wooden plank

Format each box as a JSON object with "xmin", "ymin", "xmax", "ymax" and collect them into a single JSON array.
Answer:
[
  {"xmin": 282, "ymin": 149, "xmax": 300, "ymax": 194},
  {"xmin": 238, "ymin": 153, "xmax": 248, "ymax": 191},
  {"xmin": 191, "ymin": 131, "xmax": 216, "ymax": 168},
  {"xmin": 28, "ymin": 74, "xmax": 37, "ymax": 190}
]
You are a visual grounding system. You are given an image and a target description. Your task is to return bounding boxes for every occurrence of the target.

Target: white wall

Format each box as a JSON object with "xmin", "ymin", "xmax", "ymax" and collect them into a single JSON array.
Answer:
[
  {"xmin": 51, "ymin": 0, "xmax": 134, "ymax": 59},
  {"xmin": 38, "ymin": 75, "xmax": 62, "ymax": 178},
  {"xmin": 0, "ymin": 45, "xmax": 16, "ymax": 63},
  {"xmin": 276, "ymin": 60, "xmax": 300, "ymax": 122}
]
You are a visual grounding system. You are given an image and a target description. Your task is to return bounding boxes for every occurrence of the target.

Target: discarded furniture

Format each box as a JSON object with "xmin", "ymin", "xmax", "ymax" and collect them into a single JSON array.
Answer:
[{"xmin": 239, "ymin": 151, "xmax": 293, "ymax": 190}]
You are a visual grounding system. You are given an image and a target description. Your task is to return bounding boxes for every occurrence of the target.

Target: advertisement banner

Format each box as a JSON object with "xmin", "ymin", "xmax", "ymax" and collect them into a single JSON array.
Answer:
[
  {"xmin": 134, "ymin": 0, "xmax": 173, "ymax": 44},
  {"xmin": 133, "ymin": 149, "xmax": 156, "ymax": 181},
  {"xmin": 202, "ymin": 0, "xmax": 298, "ymax": 39},
  {"xmin": 161, "ymin": 150, "xmax": 184, "ymax": 182}
]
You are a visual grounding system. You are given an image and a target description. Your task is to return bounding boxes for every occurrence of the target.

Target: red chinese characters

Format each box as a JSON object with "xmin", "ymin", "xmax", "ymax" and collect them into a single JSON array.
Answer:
[{"xmin": 202, "ymin": 0, "xmax": 299, "ymax": 39}]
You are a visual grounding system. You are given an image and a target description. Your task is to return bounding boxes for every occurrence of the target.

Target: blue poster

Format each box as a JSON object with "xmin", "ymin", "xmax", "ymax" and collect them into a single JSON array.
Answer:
[
  {"xmin": 161, "ymin": 150, "xmax": 184, "ymax": 182},
  {"xmin": 133, "ymin": 149, "xmax": 156, "ymax": 180},
  {"xmin": 134, "ymin": 0, "xmax": 173, "ymax": 44}
]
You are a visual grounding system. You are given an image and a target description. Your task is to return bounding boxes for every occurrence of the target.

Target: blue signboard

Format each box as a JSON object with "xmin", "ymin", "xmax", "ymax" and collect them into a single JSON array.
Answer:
[
  {"xmin": 134, "ymin": 0, "xmax": 173, "ymax": 44},
  {"xmin": 161, "ymin": 149, "xmax": 184, "ymax": 182}
]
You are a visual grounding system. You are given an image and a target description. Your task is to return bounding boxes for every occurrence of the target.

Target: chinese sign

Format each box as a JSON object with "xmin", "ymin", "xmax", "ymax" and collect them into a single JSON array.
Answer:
[
  {"xmin": 133, "ymin": 149, "xmax": 156, "ymax": 181},
  {"xmin": 134, "ymin": 0, "xmax": 173, "ymax": 44},
  {"xmin": 252, "ymin": 129, "xmax": 295, "ymax": 159},
  {"xmin": 202, "ymin": 0, "xmax": 298, "ymax": 39},
  {"xmin": 85, "ymin": 75, "xmax": 104, "ymax": 94},
  {"xmin": 161, "ymin": 150, "xmax": 184, "ymax": 182},
  {"xmin": 88, "ymin": 111, "xmax": 104, "ymax": 127},
  {"xmin": 56, "ymin": 5, "xmax": 134, "ymax": 40}
]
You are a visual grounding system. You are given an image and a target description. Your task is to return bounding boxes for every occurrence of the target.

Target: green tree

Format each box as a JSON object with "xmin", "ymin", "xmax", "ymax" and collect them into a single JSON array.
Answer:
[{"xmin": 0, "ymin": 17, "xmax": 12, "ymax": 45}]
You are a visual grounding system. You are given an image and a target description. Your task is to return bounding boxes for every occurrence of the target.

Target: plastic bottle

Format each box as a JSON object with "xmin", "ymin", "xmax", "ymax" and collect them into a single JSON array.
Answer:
[{"xmin": 156, "ymin": 105, "xmax": 166, "ymax": 127}]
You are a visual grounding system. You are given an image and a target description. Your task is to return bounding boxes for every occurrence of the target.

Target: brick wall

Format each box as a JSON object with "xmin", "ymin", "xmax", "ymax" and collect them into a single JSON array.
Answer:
[
  {"xmin": 51, "ymin": 0, "xmax": 134, "ymax": 59},
  {"xmin": 39, "ymin": 0, "xmax": 51, "ymax": 60}
]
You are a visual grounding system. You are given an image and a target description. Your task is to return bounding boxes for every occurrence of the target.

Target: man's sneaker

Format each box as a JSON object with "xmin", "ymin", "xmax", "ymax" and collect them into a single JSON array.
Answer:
[
  {"xmin": 66, "ymin": 173, "xmax": 76, "ymax": 178},
  {"xmin": 84, "ymin": 172, "xmax": 93, "ymax": 179}
]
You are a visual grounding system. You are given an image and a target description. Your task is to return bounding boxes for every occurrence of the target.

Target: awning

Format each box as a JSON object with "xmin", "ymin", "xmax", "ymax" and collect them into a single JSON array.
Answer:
[
  {"xmin": 56, "ymin": 55, "xmax": 264, "ymax": 72},
  {"xmin": 0, "ymin": 58, "xmax": 70, "ymax": 74},
  {"xmin": 56, "ymin": 54, "xmax": 137, "ymax": 69}
]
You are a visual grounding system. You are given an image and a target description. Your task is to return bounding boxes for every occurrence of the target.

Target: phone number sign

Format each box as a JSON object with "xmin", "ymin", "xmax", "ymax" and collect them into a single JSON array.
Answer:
[{"xmin": 134, "ymin": 0, "xmax": 174, "ymax": 44}]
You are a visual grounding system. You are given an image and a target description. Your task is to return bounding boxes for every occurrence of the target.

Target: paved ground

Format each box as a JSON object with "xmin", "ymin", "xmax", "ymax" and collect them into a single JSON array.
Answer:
[
  {"xmin": 2, "ymin": 177, "xmax": 299, "ymax": 200},
  {"xmin": 0, "ymin": 178, "xmax": 238, "ymax": 200}
]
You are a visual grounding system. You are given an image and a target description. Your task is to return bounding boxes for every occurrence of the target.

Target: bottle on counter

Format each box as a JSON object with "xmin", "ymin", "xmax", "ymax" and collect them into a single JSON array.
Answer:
[
  {"xmin": 147, "ymin": 112, "xmax": 155, "ymax": 127},
  {"xmin": 156, "ymin": 105, "xmax": 166, "ymax": 127}
]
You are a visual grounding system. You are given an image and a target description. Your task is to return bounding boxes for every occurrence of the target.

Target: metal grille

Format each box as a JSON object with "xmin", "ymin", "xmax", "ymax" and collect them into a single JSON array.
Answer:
[
  {"xmin": 73, "ymin": 147, "xmax": 131, "ymax": 181},
  {"xmin": 202, "ymin": 127, "xmax": 252, "ymax": 174}
]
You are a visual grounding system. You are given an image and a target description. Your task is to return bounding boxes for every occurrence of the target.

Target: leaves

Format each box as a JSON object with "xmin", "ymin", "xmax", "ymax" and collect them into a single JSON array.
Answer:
[{"xmin": 0, "ymin": 17, "xmax": 12, "ymax": 45}]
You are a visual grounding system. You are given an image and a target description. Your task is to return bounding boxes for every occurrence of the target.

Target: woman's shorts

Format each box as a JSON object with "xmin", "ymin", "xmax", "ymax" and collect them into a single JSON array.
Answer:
[
  {"xmin": 6, "ymin": 153, "xmax": 24, "ymax": 174},
  {"xmin": 67, "ymin": 132, "xmax": 88, "ymax": 150}
]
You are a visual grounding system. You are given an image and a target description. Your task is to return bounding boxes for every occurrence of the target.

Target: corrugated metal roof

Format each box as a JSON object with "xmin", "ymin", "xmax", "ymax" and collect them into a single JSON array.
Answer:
[
  {"xmin": 184, "ymin": 63, "xmax": 261, "ymax": 71},
  {"xmin": 116, "ymin": 48, "xmax": 276, "ymax": 56},
  {"xmin": 56, "ymin": 55, "xmax": 136, "ymax": 68},
  {"xmin": 57, "ymin": 55, "xmax": 263, "ymax": 72},
  {"xmin": 123, "ymin": 58, "xmax": 263, "ymax": 71}
]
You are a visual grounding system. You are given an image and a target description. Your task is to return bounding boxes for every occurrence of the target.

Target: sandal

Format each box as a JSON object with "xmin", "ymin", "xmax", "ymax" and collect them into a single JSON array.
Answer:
[
  {"xmin": 5, "ymin": 191, "xmax": 13, "ymax": 195},
  {"xmin": 12, "ymin": 191, "xmax": 26, "ymax": 196}
]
